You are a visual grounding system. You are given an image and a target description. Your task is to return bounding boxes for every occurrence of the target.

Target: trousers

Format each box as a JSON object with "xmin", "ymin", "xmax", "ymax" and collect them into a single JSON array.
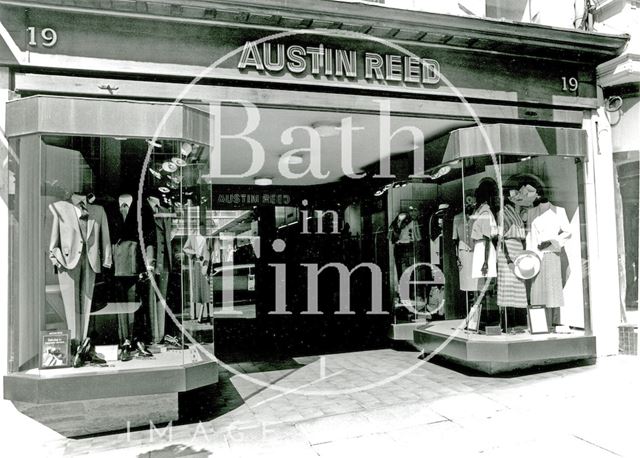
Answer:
[
  {"xmin": 147, "ymin": 271, "xmax": 170, "ymax": 343},
  {"xmin": 57, "ymin": 251, "xmax": 96, "ymax": 341},
  {"xmin": 113, "ymin": 276, "xmax": 138, "ymax": 342}
]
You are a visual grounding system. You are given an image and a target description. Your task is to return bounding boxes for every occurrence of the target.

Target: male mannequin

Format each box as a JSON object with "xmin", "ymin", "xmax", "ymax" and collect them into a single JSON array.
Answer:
[
  {"xmin": 110, "ymin": 193, "xmax": 142, "ymax": 343},
  {"xmin": 139, "ymin": 195, "xmax": 173, "ymax": 343},
  {"xmin": 49, "ymin": 193, "xmax": 112, "ymax": 340}
]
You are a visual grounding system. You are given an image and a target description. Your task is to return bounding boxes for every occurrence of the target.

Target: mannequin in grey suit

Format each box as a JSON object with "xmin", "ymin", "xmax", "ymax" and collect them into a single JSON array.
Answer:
[
  {"xmin": 140, "ymin": 195, "xmax": 173, "ymax": 344},
  {"xmin": 49, "ymin": 194, "xmax": 112, "ymax": 340}
]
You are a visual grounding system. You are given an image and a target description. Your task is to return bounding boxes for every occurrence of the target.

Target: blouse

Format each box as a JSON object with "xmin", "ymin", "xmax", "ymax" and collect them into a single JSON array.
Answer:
[
  {"xmin": 525, "ymin": 203, "xmax": 572, "ymax": 256},
  {"xmin": 471, "ymin": 203, "xmax": 498, "ymax": 242}
]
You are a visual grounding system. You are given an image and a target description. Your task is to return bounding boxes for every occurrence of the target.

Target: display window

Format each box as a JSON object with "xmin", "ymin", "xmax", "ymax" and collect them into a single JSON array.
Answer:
[
  {"xmin": 7, "ymin": 98, "xmax": 216, "ymax": 377},
  {"xmin": 389, "ymin": 151, "xmax": 590, "ymax": 338}
]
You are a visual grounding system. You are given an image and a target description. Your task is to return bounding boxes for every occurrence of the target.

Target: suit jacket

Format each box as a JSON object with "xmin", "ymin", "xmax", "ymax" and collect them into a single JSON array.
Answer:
[
  {"xmin": 141, "ymin": 201, "xmax": 173, "ymax": 272},
  {"xmin": 109, "ymin": 199, "xmax": 144, "ymax": 276},
  {"xmin": 49, "ymin": 200, "xmax": 112, "ymax": 273}
]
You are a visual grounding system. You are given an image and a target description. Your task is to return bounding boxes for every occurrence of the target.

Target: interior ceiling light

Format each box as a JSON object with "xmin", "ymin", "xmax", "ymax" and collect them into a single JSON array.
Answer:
[
  {"xmin": 311, "ymin": 121, "xmax": 341, "ymax": 137},
  {"xmin": 424, "ymin": 165, "xmax": 452, "ymax": 180},
  {"xmin": 281, "ymin": 154, "xmax": 304, "ymax": 165},
  {"xmin": 254, "ymin": 177, "xmax": 273, "ymax": 186}
]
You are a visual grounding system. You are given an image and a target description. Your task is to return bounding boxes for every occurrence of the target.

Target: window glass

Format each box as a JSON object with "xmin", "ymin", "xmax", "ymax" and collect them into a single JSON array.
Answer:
[
  {"xmin": 390, "ymin": 154, "xmax": 588, "ymax": 335},
  {"xmin": 9, "ymin": 135, "xmax": 214, "ymax": 374}
]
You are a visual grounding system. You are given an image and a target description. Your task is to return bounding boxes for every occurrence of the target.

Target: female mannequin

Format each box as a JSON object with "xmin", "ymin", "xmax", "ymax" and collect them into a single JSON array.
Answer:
[
  {"xmin": 496, "ymin": 187, "xmax": 528, "ymax": 330},
  {"xmin": 388, "ymin": 210, "xmax": 421, "ymax": 278},
  {"xmin": 526, "ymin": 194, "xmax": 572, "ymax": 327},
  {"xmin": 471, "ymin": 179, "xmax": 498, "ymax": 281},
  {"xmin": 453, "ymin": 195, "xmax": 478, "ymax": 291}
]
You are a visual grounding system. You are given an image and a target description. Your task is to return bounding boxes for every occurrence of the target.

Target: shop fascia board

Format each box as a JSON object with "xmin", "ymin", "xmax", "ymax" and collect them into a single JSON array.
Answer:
[
  {"xmin": 8, "ymin": 51, "xmax": 600, "ymax": 110},
  {"xmin": 4, "ymin": 95, "xmax": 210, "ymax": 143},
  {"xmin": 0, "ymin": 0, "xmax": 628, "ymax": 63},
  {"xmin": 597, "ymin": 53, "xmax": 640, "ymax": 87},
  {"xmin": 11, "ymin": 73, "xmax": 588, "ymax": 126}
]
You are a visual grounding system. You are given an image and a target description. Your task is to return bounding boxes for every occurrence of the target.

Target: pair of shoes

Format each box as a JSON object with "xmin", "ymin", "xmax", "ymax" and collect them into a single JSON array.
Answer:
[
  {"xmin": 73, "ymin": 337, "xmax": 91, "ymax": 368},
  {"xmin": 136, "ymin": 341, "xmax": 153, "ymax": 357},
  {"xmin": 87, "ymin": 349, "xmax": 106, "ymax": 364},
  {"xmin": 72, "ymin": 337, "xmax": 107, "ymax": 366},
  {"xmin": 120, "ymin": 339, "xmax": 133, "ymax": 362}
]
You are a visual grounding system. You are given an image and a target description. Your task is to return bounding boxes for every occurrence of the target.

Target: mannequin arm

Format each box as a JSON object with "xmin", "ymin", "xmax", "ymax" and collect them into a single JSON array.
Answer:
[
  {"xmin": 48, "ymin": 206, "xmax": 62, "ymax": 268},
  {"xmin": 100, "ymin": 207, "xmax": 112, "ymax": 268},
  {"xmin": 481, "ymin": 237, "xmax": 491, "ymax": 275}
]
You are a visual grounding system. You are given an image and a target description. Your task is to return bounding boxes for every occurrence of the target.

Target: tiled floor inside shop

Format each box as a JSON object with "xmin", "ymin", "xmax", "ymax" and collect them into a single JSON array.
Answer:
[{"xmin": 5, "ymin": 348, "xmax": 640, "ymax": 457}]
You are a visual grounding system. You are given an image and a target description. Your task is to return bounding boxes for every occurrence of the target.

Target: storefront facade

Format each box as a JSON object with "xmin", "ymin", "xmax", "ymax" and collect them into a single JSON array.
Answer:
[{"xmin": 0, "ymin": 0, "xmax": 629, "ymax": 436}]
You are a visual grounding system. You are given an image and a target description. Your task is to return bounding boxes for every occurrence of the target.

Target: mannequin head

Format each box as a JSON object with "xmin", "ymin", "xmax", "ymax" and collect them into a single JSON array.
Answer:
[{"xmin": 475, "ymin": 178, "xmax": 498, "ymax": 213}]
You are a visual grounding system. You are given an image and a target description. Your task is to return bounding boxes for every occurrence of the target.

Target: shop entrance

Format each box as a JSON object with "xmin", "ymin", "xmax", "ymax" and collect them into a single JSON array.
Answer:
[{"xmin": 198, "ymin": 104, "xmax": 469, "ymax": 360}]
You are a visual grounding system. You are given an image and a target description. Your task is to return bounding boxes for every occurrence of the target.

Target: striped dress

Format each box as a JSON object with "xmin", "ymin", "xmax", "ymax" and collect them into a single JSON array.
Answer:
[{"xmin": 497, "ymin": 204, "xmax": 528, "ymax": 309}]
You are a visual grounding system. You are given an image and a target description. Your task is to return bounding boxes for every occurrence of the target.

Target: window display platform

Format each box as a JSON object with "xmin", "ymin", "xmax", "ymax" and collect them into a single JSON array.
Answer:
[
  {"xmin": 3, "ymin": 351, "xmax": 218, "ymax": 437},
  {"xmin": 413, "ymin": 320, "xmax": 596, "ymax": 375},
  {"xmin": 389, "ymin": 320, "xmax": 428, "ymax": 341}
]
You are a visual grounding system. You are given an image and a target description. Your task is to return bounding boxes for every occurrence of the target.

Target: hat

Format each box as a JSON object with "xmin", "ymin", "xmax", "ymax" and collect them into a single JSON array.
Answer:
[
  {"xmin": 513, "ymin": 250, "xmax": 541, "ymax": 280},
  {"xmin": 435, "ymin": 203, "xmax": 450, "ymax": 215}
]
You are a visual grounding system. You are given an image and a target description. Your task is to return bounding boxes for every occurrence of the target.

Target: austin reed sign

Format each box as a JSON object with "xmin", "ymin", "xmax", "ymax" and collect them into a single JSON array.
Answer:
[{"xmin": 237, "ymin": 41, "xmax": 441, "ymax": 84}]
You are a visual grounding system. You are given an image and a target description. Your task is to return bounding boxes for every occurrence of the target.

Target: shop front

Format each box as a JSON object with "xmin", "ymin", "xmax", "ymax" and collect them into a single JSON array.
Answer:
[{"xmin": 0, "ymin": 0, "xmax": 628, "ymax": 436}]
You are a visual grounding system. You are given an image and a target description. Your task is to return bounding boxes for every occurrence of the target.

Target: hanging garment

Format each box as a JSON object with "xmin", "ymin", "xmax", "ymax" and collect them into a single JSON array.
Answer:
[
  {"xmin": 429, "ymin": 235, "xmax": 442, "ymax": 265},
  {"xmin": 471, "ymin": 203, "xmax": 498, "ymax": 279},
  {"xmin": 496, "ymin": 207, "xmax": 528, "ymax": 308},
  {"xmin": 453, "ymin": 212, "xmax": 478, "ymax": 291},
  {"xmin": 526, "ymin": 203, "xmax": 572, "ymax": 308},
  {"xmin": 389, "ymin": 214, "xmax": 421, "ymax": 278},
  {"xmin": 183, "ymin": 234, "xmax": 212, "ymax": 318}
]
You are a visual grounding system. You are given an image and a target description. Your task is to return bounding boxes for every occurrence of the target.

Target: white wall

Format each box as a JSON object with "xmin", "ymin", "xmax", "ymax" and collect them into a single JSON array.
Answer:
[
  {"xmin": 0, "ymin": 68, "xmax": 9, "ymax": 388},
  {"xmin": 595, "ymin": 0, "xmax": 640, "ymax": 53},
  {"xmin": 583, "ymin": 107, "xmax": 623, "ymax": 356},
  {"xmin": 331, "ymin": 0, "xmax": 578, "ymax": 27}
]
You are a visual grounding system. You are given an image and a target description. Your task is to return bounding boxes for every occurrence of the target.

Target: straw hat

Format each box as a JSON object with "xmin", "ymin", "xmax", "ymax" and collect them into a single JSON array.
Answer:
[{"xmin": 513, "ymin": 250, "xmax": 541, "ymax": 280}]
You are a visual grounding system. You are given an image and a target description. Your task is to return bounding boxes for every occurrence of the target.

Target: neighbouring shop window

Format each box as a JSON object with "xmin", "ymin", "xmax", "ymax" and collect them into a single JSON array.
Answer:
[{"xmin": 617, "ymin": 160, "xmax": 639, "ymax": 311}]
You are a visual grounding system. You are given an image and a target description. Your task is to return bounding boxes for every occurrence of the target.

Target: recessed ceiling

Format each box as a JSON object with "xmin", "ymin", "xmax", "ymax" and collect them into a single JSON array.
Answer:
[{"xmin": 204, "ymin": 105, "xmax": 470, "ymax": 186}]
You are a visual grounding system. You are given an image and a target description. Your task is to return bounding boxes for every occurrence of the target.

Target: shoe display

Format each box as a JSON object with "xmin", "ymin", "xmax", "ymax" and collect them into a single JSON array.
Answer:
[
  {"xmin": 136, "ymin": 341, "xmax": 153, "ymax": 357},
  {"xmin": 72, "ymin": 337, "xmax": 91, "ymax": 368},
  {"xmin": 87, "ymin": 350, "xmax": 106, "ymax": 364},
  {"xmin": 120, "ymin": 339, "xmax": 133, "ymax": 362},
  {"xmin": 70, "ymin": 338, "xmax": 79, "ymax": 358},
  {"xmin": 163, "ymin": 335, "xmax": 182, "ymax": 348}
]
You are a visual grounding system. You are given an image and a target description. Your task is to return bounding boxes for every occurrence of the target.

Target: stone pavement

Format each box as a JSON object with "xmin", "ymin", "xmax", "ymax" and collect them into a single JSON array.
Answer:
[{"xmin": 4, "ymin": 349, "xmax": 640, "ymax": 457}]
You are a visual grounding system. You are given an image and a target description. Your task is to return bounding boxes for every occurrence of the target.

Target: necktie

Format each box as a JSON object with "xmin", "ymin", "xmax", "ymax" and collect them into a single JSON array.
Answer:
[
  {"xmin": 120, "ymin": 202, "xmax": 129, "ymax": 221},
  {"xmin": 78, "ymin": 201, "xmax": 88, "ymax": 239}
]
